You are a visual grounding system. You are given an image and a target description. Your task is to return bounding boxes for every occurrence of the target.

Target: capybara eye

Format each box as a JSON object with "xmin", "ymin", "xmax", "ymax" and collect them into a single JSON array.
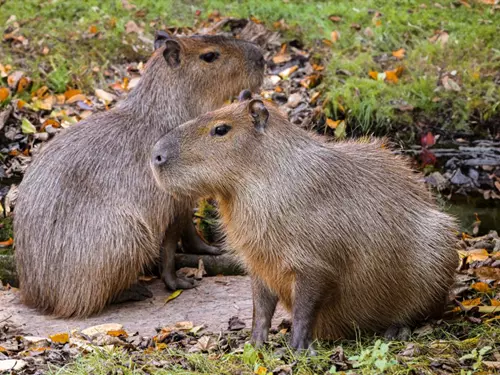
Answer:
[
  {"xmin": 211, "ymin": 124, "xmax": 232, "ymax": 137},
  {"xmin": 200, "ymin": 52, "xmax": 220, "ymax": 63}
]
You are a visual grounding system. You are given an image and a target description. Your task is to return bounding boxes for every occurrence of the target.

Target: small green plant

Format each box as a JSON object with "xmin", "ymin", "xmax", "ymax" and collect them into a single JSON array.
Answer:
[
  {"xmin": 346, "ymin": 339, "xmax": 398, "ymax": 373},
  {"xmin": 459, "ymin": 345, "xmax": 492, "ymax": 374}
]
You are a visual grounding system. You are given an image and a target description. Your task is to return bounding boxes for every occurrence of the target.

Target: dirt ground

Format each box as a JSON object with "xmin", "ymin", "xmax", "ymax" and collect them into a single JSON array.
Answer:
[{"xmin": 0, "ymin": 276, "xmax": 289, "ymax": 338}]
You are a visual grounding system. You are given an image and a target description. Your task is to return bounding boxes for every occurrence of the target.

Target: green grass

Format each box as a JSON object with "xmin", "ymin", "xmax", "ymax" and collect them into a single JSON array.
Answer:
[
  {"xmin": 1, "ymin": 0, "xmax": 499, "ymax": 137},
  {"xmin": 49, "ymin": 320, "xmax": 500, "ymax": 375}
]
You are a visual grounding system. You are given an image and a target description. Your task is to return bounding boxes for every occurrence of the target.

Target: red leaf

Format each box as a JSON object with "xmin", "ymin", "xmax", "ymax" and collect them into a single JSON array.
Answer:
[{"xmin": 421, "ymin": 131, "xmax": 435, "ymax": 148}]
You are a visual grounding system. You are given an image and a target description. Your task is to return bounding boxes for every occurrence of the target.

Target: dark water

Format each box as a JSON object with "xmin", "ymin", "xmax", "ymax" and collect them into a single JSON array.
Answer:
[{"xmin": 444, "ymin": 196, "xmax": 500, "ymax": 235}]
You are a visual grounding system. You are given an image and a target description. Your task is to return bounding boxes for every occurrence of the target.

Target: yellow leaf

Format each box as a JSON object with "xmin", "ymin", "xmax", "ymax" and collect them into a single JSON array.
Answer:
[
  {"xmin": 16, "ymin": 77, "xmax": 30, "ymax": 93},
  {"xmin": 156, "ymin": 343, "xmax": 167, "ymax": 350},
  {"xmin": 385, "ymin": 70, "xmax": 399, "ymax": 83},
  {"xmin": 490, "ymin": 299, "xmax": 500, "ymax": 306},
  {"xmin": 467, "ymin": 249, "xmax": 489, "ymax": 263},
  {"xmin": 0, "ymin": 238, "xmax": 13, "ymax": 247},
  {"xmin": 368, "ymin": 71, "xmax": 379, "ymax": 80},
  {"xmin": 331, "ymin": 30, "xmax": 340, "ymax": 42},
  {"xmin": 64, "ymin": 89, "xmax": 81, "ymax": 100},
  {"xmin": 326, "ymin": 118, "xmax": 340, "ymax": 129},
  {"xmin": 461, "ymin": 298, "xmax": 481, "ymax": 306},
  {"xmin": 49, "ymin": 333, "xmax": 69, "ymax": 344},
  {"xmin": 278, "ymin": 65, "xmax": 298, "ymax": 79},
  {"xmin": 471, "ymin": 282, "xmax": 491, "ymax": 293},
  {"xmin": 89, "ymin": 25, "xmax": 98, "ymax": 34},
  {"xmin": 107, "ymin": 329, "xmax": 128, "ymax": 337},
  {"xmin": 165, "ymin": 289, "xmax": 183, "ymax": 303},
  {"xmin": 0, "ymin": 87, "xmax": 10, "ymax": 101},
  {"xmin": 392, "ymin": 48, "xmax": 405, "ymax": 60},
  {"xmin": 254, "ymin": 366, "xmax": 268, "ymax": 375},
  {"xmin": 0, "ymin": 346, "xmax": 7, "ymax": 352}
]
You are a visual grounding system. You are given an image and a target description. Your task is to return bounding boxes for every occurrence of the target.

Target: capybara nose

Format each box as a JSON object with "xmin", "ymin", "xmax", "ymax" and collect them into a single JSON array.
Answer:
[
  {"xmin": 152, "ymin": 151, "xmax": 168, "ymax": 167},
  {"xmin": 152, "ymin": 134, "xmax": 180, "ymax": 168}
]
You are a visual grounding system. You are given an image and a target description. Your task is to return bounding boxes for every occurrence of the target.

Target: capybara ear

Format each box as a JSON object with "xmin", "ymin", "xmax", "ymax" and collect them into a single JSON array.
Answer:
[
  {"xmin": 248, "ymin": 99, "xmax": 269, "ymax": 133},
  {"xmin": 162, "ymin": 39, "xmax": 182, "ymax": 68},
  {"xmin": 154, "ymin": 30, "xmax": 173, "ymax": 50},
  {"xmin": 238, "ymin": 89, "xmax": 252, "ymax": 102}
]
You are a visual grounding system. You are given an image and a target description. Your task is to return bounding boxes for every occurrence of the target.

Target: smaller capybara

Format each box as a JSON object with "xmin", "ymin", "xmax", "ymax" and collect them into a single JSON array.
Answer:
[
  {"xmin": 14, "ymin": 33, "xmax": 264, "ymax": 318},
  {"xmin": 150, "ymin": 96, "xmax": 458, "ymax": 351}
]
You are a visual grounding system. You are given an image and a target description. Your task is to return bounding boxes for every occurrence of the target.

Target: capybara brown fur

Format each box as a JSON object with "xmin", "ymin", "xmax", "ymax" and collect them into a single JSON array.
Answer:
[
  {"xmin": 14, "ymin": 33, "xmax": 264, "ymax": 318},
  {"xmin": 150, "ymin": 98, "xmax": 458, "ymax": 351}
]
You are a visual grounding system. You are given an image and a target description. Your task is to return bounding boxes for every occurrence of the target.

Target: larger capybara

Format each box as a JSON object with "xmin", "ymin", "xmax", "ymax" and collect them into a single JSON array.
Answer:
[
  {"xmin": 14, "ymin": 33, "xmax": 264, "ymax": 318},
  {"xmin": 150, "ymin": 97, "xmax": 458, "ymax": 351}
]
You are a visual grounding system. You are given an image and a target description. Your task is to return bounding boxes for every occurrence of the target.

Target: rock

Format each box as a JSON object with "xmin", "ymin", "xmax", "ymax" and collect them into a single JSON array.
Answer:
[
  {"xmin": 23, "ymin": 336, "xmax": 50, "ymax": 348},
  {"xmin": 286, "ymin": 93, "xmax": 302, "ymax": 108},
  {"xmin": 450, "ymin": 169, "xmax": 472, "ymax": 186},
  {"xmin": 0, "ymin": 359, "xmax": 27, "ymax": 371},
  {"xmin": 472, "ymin": 241, "xmax": 494, "ymax": 251},
  {"xmin": 264, "ymin": 75, "xmax": 281, "ymax": 88},
  {"xmin": 227, "ymin": 316, "xmax": 246, "ymax": 331},
  {"xmin": 81, "ymin": 323, "xmax": 124, "ymax": 337},
  {"xmin": 425, "ymin": 172, "xmax": 448, "ymax": 191}
]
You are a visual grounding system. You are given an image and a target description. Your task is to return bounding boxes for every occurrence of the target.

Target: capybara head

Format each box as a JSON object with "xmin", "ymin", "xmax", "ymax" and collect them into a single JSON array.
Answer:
[
  {"xmin": 151, "ymin": 96, "xmax": 285, "ymax": 196},
  {"xmin": 145, "ymin": 31, "xmax": 265, "ymax": 113}
]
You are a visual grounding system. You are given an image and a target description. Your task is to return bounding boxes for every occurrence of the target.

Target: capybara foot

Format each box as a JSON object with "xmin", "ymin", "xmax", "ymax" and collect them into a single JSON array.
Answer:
[
  {"xmin": 112, "ymin": 283, "xmax": 153, "ymax": 304},
  {"xmin": 384, "ymin": 324, "xmax": 411, "ymax": 341},
  {"xmin": 162, "ymin": 272, "xmax": 198, "ymax": 290},
  {"xmin": 290, "ymin": 336, "xmax": 316, "ymax": 356},
  {"xmin": 250, "ymin": 330, "xmax": 268, "ymax": 348}
]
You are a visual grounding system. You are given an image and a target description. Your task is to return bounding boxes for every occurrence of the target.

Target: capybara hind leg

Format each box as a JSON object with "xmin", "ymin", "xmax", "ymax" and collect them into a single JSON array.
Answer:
[
  {"xmin": 250, "ymin": 276, "xmax": 278, "ymax": 347},
  {"xmin": 181, "ymin": 211, "xmax": 222, "ymax": 255},
  {"xmin": 161, "ymin": 226, "xmax": 198, "ymax": 290},
  {"xmin": 112, "ymin": 283, "xmax": 153, "ymax": 304},
  {"xmin": 384, "ymin": 324, "xmax": 411, "ymax": 341}
]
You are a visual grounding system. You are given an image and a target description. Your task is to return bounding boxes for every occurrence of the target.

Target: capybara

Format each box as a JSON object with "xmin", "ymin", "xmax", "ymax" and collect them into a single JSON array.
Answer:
[
  {"xmin": 150, "ymin": 97, "xmax": 458, "ymax": 351},
  {"xmin": 14, "ymin": 33, "xmax": 264, "ymax": 317}
]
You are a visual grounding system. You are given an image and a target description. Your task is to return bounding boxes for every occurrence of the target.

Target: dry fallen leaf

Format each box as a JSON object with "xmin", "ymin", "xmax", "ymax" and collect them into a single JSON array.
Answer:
[
  {"xmin": 106, "ymin": 329, "xmax": 128, "ymax": 337},
  {"xmin": 473, "ymin": 267, "xmax": 500, "ymax": 280},
  {"xmin": 64, "ymin": 89, "xmax": 81, "ymax": 101},
  {"xmin": 196, "ymin": 336, "xmax": 217, "ymax": 352},
  {"xmin": 491, "ymin": 299, "xmax": 500, "ymax": 306},
  {"xmin": 331, "ymin": 30, "xmax": 340, "ymax": 42},
  {"xmin": 0, "ymin": 238, "xmax": 13, "ymax": 247},
  {"xmin": 392, "ymin": 48, "xmax": 406, "ymax": 60},
  {"xmin": 278, "ymin": 65, "xmax": 298, "ymax": 79},
  {"xmin": 441, "ymin": 76, "xmax": 461, "ymax": 92},
  {"xmin": 471, "ymin": 282, "xmax": 492, "ymax": 293},
  {"xmin": 461, "ymin": 297, "xmax": 481, "ymax": 306},
  {"xmin": 125, "ymin": 20, "xmax": 142, "ymax": 34},
  {"xmin": 0, "ymin": 87, "xmax": 10, "ymax": 101},
  {"xmin": 466, "ymin": 248, "xmax": 489, "ymax": 263},
  {"xmin": 95, "ymin": 88, "xmax": 117, "ymax": 103},
  {"xmin": 49, "ymin": 333, "xmax": 69, "ymax": 344},
  {"xmin": 429, "ymin": 30, "xmax": 449, "ymax": 46},
  {"xmin": 165, "ymin": 289, "xmax": 183, "ymax": 303},
  {"xmin": 326, "ymin": 118, "xmax": 341, "ymax": 129}
]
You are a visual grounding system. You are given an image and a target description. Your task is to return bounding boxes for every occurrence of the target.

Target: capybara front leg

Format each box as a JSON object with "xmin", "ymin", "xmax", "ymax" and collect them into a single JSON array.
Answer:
[
  {"xmin": 250, "ymin": 276, "xmax": 278, "ymax": 347},
  {"xmin": 180, "ymin": 209, "xmax": 223, "ymax": 255},
  {"xmin": 290, "ymin": 275, "xmax": 324, "ymax": 354},
  {"xmin": 161, "ymin": 225, "xmax": 198, "ymax": 290}
]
